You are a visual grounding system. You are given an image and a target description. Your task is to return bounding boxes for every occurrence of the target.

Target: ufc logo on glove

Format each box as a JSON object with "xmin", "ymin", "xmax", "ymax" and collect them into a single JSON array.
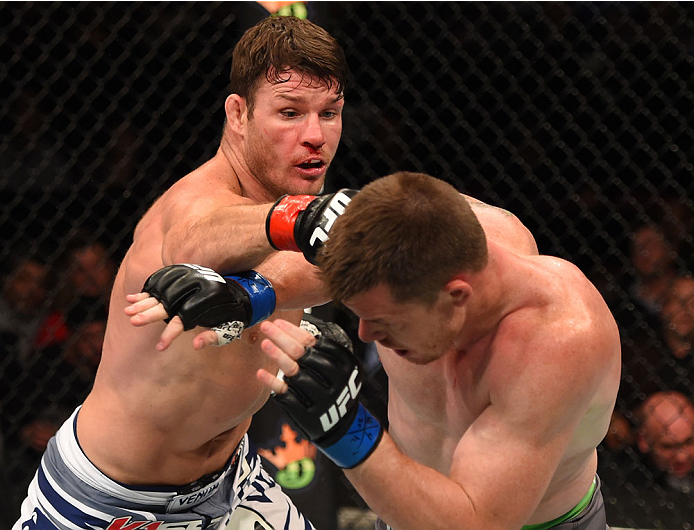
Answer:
[
  {"xmin": 320, "ymin": 366, "xmax": 362, "ymax": 431},
  {"xmin": 308, "ymin": 191, "xmax": 354, "ymax": 247}
]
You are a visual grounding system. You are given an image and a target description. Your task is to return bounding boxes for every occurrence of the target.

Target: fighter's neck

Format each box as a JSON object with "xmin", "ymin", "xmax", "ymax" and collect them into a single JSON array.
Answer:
[
  {"xmin": 455, "ymin": 242, "xmax": 527, "ymax": 349},
  {"xmin": 214, "ymin": 142, "xmax": 277, "ymax": 203}
]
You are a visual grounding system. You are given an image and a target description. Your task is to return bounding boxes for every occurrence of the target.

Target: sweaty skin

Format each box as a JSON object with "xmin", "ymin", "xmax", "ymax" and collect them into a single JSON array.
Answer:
[
  {"xmin": 258, "ymin": 196, "xmax": 620, "ymax": 530},
  {"xmin": 77, "ymin": 72, "xmax": 342, "ymax": 486},
  {"xmin": 341, "ymin": 200, "xmax": 621, "ymax": 529}
]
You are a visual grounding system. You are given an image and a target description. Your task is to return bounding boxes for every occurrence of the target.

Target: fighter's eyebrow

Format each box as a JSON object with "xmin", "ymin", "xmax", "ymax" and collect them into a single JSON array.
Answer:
[
  {"xmin": 274, "ymin": 93, "xmax": 302, "ymax": 102},
  {"xmin": 274, "ymin": 93, "xmax": 343, "ymax": 104}
]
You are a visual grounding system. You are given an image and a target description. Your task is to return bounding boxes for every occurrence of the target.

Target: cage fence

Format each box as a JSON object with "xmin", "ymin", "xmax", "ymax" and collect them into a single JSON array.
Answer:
[{"xmin": 1, "ymin": 2, "xmax": 694, "ymax": 529}]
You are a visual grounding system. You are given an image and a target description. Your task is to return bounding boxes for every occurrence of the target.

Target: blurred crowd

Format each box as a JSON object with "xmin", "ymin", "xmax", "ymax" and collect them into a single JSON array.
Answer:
[
  {"xmin": 598, "ymin": 217, "xmax": 694, "ymax": 528},
  {"xmin": 0, "ymin": 234, "xmax": 115, "ymax": 518}
]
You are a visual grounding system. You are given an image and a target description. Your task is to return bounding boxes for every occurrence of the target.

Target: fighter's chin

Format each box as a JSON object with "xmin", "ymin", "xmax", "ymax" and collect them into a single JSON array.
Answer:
[{"xmin": 288, "ymin": 173, "xmax": 326, "ymax": 195}]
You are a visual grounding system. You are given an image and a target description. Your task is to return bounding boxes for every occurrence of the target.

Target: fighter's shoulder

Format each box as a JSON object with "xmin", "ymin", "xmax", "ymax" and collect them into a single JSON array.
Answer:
[
  {"xmin": 491, "ymin": 288, "xmax": 611, "ymax": 409},
  {"xmin": 157, "ymin": 171, "xmax": 251, "ymax": 221},
  {"xmin": 463, "ymin": 194, "xmax": 538, "ymax": 256},
  {"xmin": 501, "ymin": 255, "xmax": 588, "ymax": 325},
  {"xmin": 172, "ymin": 168, "xmax": 247, "ymax": 203},
  {"xmin": 506, "ymin": 269, "xmax": 613, "ymax": 371}
]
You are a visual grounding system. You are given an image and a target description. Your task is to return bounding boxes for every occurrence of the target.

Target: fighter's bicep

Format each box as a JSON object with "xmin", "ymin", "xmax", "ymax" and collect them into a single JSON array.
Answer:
[{"xmin": 447, "ymin": 405, "xmax": 568, "ymax": 528}]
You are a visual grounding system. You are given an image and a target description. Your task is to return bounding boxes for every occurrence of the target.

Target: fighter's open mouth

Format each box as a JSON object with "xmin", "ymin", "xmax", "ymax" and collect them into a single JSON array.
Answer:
[{"xmin": 297, "ymin": 159, "xmax": 324, "ymax": 169}]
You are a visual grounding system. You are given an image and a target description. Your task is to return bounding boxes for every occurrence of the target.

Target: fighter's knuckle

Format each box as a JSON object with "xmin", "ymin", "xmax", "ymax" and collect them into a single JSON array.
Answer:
[{"xmin": 291, "ymin": 343, "xmax": 308, "ymax": 358}]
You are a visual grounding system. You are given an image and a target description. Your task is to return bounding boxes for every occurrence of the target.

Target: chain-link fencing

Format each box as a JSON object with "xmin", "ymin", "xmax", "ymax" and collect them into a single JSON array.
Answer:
[{"xmin": 1, "ymin": 2, "xmax": 694, "ymax": 529}]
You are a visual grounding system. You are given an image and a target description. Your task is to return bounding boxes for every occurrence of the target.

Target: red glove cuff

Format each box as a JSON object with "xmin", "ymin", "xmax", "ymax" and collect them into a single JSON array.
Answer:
[{"xmin": 267, "ymin": 194, "xmax": 316, "ymax": 252}]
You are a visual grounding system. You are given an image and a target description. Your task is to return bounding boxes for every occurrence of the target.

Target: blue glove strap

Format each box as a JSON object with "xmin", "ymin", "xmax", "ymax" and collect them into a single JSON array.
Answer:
[
  {"xmin": 224, "ymin": 271, "xmax": 276, "ymax": 326},
  {"xmin": 321, "ymin": 403, "xmax": 383, "ymax": 469}
]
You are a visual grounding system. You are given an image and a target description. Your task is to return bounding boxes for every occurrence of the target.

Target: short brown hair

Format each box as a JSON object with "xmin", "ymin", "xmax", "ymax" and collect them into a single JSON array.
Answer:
[
  {"xmin": 230, "ymin": 16, "xmax": 348, "ymax": 115},
  {"xmin": 320, "ymin": 172, "xmax": 488, "ymax": 304}
]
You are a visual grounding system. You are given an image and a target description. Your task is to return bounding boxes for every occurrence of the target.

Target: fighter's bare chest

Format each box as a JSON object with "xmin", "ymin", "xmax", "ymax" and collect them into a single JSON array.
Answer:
[
  {"xmin": 380, "ymin": 347, "xmax": 490, "ymax": 442},
  {"xmin": 386, "ymin": 377, "xmax": 484, "ymax": 473}
]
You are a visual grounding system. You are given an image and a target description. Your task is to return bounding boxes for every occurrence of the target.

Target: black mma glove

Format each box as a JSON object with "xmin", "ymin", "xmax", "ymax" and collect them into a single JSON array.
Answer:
[
  {"xmin": 265, "ymin": 189, "xmax": 358, "ymax": 265},
  {"xmin": 273, "ymin": 335, "xmax": 383, "ymax": 468},
  {"xmin": 142, "ymin": 264, "xmax": 275, "ymax": 341}
]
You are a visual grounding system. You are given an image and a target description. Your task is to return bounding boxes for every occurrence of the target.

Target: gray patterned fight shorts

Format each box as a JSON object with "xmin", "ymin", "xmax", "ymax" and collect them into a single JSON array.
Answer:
[{"xmin": 13, "ymin": 407, "xmax": 315, "ymax": 530}]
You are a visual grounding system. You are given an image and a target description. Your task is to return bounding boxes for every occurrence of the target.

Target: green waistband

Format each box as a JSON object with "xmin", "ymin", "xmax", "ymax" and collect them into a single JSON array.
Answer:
[{"xmin": 521, "ymin": 477, "xmax": 597, "ymax": 530}]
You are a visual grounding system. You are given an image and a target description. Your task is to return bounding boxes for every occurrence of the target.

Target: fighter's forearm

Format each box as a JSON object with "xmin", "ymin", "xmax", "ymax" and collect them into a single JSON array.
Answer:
[
  {"xmin": 254, "ymin": 251, "xmax": 330, "ymax": 310},
  {"xmin": 158, "ymin": 203, "xmax": 329, "ymax": 312}
]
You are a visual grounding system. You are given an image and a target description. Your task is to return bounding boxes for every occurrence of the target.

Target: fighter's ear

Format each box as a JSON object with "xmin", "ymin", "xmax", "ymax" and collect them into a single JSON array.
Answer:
[
  {"xmin": 444, "ymin": 278, "xmax": 471, "ymax": 307},
  {"xmin": 225, "ymin": 94, "xmax": 247, "ymax": 134}
]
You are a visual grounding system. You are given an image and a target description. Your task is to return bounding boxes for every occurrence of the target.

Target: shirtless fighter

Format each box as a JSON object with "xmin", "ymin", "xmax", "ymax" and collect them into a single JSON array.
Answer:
[
  {"xmin": 13, "ymin": 15, "xmax": 349, "ymax": 530},
  {"xmin": 257, "ymin": 172, "xmax": 621, "ymax": 530}
]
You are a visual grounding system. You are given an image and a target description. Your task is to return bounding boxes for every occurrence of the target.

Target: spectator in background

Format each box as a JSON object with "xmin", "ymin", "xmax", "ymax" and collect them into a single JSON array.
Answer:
[
  {"xmin": 602, "ymin": 411, "xmax": 634, "ymax": 453},
  {"xmin": 0, "ymin": 255, "xmax": 48, "ymax": 511},
  {"xmin": 604, "ymin": 273, "xmax": 694, "ymax": 455},
  {"xmin": 33, "ymin": 234, "xmax": 115, "ymax": 353},
  {"xmin": 579, "ymin": 219, "xmax": 694, "ymax": 526},
  {"xmin": 58, "ymin": 233, "xmax": 116, "ymax": 311},
  {"xmin": 605, "ymin": 222, "xmax": 679, "ymax": 354},
  {"xmin": 627, "ymin": 223, "xmax": 680, "ymax": 322},
  {"xmin": 20, "ymin": 304, "xmax": 108, "ymax": 455},
  {"xmin": 600, "ymin": 391, "xmax": 694, "ymax": 529},
  {"xmin": 0, "ymin": 255, "xmax": 49, "ymax": 530},
  {"xmin": 661, "ymin": 274, "xmax": 694, "ymax": 361},
  {"xmin": 0, "ymin": 86, "xmax": 73, "ymax": 195},
  {"xmin": 0, "ymin": 255, "xmax": 48, "ymax": 367},
  {"xmin": 617, "ymin": 273, "xmax": 694, "ymax": 409},
  {"xmin": 636, "ymin": 391, "xmax": 694, "ymax": 493},
  {"xmin": 4, "ymin": 302, "xmax": 108, "ymax": 526},
  {"xmin": 605, "ymin": 224, "xmax": 692, "ymax": 448},
  {"xmin": 1, "ymin": 235, "xmax": 115, "ymax": 516}
]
